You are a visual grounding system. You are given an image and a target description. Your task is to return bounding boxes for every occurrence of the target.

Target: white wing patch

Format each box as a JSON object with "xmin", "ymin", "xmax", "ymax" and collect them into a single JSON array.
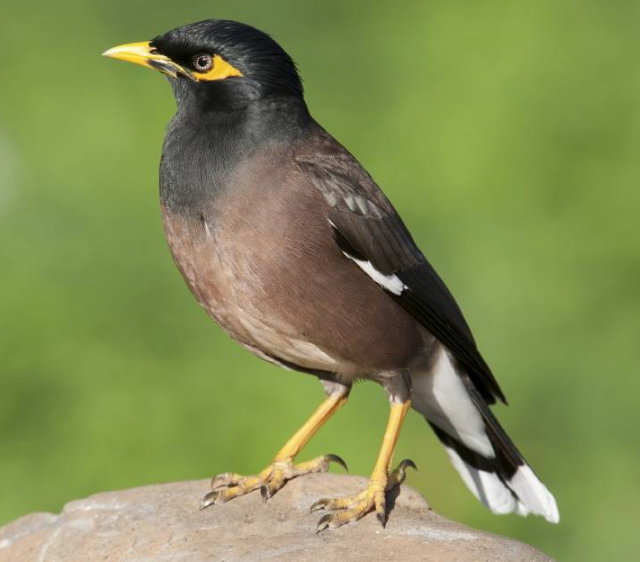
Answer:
[
  {"xmin": 328, "ymin": 218, "xmax": 406, "ymax": 295},
  {"xmin": 342, "ymin": 253, "xmax": 407, "ymax": 295}
]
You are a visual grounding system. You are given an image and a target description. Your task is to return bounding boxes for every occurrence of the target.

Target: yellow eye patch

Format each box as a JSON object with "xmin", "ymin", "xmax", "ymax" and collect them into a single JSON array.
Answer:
[{"xmin": 193, "ymin": 55, "xmax": 243, "ymax": 82}]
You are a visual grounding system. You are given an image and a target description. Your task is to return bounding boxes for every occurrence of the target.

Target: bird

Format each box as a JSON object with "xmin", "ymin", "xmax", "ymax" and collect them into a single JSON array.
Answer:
[{"xmin": 103, "ymin": 19, "xmax": 559, "ymax": 531}]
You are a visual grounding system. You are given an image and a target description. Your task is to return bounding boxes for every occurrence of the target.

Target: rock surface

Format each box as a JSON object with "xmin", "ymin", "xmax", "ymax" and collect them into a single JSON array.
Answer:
[{"xmin": 0, "ymin": 474, "xmax": 554, "ymax": 562}]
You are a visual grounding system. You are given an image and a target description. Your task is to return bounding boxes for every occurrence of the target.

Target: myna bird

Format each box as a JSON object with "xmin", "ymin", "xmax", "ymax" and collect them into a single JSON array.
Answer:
[{"xmin": 103, "ymin": 19, "xmax": 559, "ymax": 530}]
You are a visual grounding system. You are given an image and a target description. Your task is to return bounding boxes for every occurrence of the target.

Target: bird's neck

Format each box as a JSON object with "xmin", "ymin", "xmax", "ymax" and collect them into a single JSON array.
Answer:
[{"xmin": 160, "ymin": 96, "xmax": 311, "ymax": 212}]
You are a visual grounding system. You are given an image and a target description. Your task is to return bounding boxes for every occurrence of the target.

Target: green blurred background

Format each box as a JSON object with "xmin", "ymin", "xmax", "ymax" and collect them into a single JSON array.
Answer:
[{"xmin": 1, "ymin": 1, "xmax": 638, "ymax": 560}]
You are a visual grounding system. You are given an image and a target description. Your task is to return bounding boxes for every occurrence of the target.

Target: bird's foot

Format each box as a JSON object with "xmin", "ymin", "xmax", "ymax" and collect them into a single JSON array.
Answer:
[
  {"xmin": 200, "ymin": 453, "xmax": 347, "ymax": 509},
  {"xmin": 311, "ymin": 458, "xmax": 417, "ymax": 532}
]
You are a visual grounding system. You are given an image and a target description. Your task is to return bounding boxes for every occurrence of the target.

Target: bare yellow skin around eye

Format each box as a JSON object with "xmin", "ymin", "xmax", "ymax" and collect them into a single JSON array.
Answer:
[{"xmin": 193, "ymin": 55, "xmax": 243, "ymax": 81}]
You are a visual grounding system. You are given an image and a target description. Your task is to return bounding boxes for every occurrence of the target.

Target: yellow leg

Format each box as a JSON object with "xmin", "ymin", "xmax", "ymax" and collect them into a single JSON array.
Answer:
[
  {"xmin": 201, "ymin": 393, "xmax": 348, "ymax": 508},
  {"xmin": 312, "ymin": 400, "xmax": 414, "ymax": 531},
  {"xmin": 270, "ymin": 393, "xmax": 348, "ymax": 464}
]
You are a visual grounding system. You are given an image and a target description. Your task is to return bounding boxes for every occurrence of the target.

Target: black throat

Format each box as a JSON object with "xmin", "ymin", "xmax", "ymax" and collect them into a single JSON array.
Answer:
[{"xmin": 159, "ymin": 89, "xmax": 311, "ymax": 214}]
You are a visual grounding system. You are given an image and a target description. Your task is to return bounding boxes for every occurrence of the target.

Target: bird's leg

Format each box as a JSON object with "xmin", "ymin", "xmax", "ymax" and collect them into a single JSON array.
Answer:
[
  {"xmin": 201, "ymin": 382, "xmax": 349, "ymax": 509},
  {"xmin": 311, "ymin": 396, "xmax": 413, "ymax": 531}
]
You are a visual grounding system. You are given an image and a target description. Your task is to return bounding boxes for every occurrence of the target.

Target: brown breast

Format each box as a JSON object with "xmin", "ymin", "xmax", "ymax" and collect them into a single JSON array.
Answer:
[{"xmin": 161, "ymin": 149, "xmax": 422, "ymax": 379}]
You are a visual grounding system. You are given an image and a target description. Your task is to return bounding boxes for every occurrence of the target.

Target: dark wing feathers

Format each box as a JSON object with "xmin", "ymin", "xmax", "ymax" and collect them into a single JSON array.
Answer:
[
  {"xmin": 296, "ymin": 148, "xmax": 507, "ymax": 405},
  {"xmin": 297, "ymin": 157, "xmax": 423, "ymax": 273},
  {"xmin": 394, "ymin": 267, "xmax": 506, "ymax": 404}
]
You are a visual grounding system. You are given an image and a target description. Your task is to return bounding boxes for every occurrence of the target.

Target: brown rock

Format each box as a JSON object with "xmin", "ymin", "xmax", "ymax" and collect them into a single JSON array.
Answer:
[{"xmin": 0, "ymin": 474, "xmax": 554, "ymax": 561}]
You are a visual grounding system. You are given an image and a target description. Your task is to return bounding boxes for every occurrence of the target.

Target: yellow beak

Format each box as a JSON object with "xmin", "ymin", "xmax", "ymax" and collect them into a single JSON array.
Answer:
[{"xmin": 102, "ymin": 41, "xmax": 192, "ymax": 79}]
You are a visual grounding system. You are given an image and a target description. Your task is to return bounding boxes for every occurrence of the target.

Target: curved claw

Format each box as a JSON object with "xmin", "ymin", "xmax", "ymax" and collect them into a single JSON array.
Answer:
[
  {"xmin": 200, "ymin": 490, "xmax": 221, "ymax": 510},
  {"xmin": 376, "ymin": 512, "xmax": 387, "ymax": 528},
  {"xmin": 310, "ymin": 498, "xmax": 331, "ymax": 513},
  {"xmin": 261, "ymin": 466, "xmax": 286, "ymax": 501},
  {"xmin": 315, "ymin": 513, "xmax": 334, "ymax": 533},
  {"xmin": 260, "ymin": 484, "xmax": 273, "ymax": 503},
  {"xmin": 398, "ymin": 458, "xmax": 418, "ymax": 472},
  {"xmin": 386, "ymin": 458, "xmax": 418, "ymax": 491},
  {"xmin": 324, "ymin": 453, "xmax": 349, "ymax": 473}
]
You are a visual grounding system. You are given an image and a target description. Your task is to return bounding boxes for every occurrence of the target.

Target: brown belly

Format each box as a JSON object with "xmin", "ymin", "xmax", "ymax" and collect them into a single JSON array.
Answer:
[{"xmin": 160, "ymin": 170, "xmax": 422, "ymax": 379}]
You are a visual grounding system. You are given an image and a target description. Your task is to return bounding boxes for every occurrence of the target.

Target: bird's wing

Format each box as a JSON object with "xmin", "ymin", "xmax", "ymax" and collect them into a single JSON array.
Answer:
[{"xmin": 296, "ymin": 150, "xmax": 506, "ymax": 404}]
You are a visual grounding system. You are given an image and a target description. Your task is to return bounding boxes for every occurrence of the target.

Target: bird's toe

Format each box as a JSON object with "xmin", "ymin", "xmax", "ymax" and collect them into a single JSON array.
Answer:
[
  {"xmin": 313, "ymin": 486, "xmax": 381, "ymax": 531},
  {"xmin": 312, "ymin": 459, "xmax": 415, "ymax": 531},
  {"xmin": 202, "ymin": 453, "xmax": 347, "ymax": 509}
]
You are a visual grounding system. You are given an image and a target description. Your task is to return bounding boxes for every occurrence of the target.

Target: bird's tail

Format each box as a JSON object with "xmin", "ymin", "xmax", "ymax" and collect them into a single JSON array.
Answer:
[{"xmin": 410, "ymin": 347, "xmax": 559, "ymax": 523}]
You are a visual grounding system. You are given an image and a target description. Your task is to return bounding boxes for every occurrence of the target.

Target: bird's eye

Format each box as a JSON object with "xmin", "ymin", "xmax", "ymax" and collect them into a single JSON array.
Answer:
[{"xmin": 193, "ymin": 53, "xmax": 213, "ymax": 72}]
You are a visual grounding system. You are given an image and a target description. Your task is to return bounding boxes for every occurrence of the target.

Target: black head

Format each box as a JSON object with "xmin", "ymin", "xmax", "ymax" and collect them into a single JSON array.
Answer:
[{"xmin": 104, "ymin": 20, "xmax": 303, "ymax": 110}]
